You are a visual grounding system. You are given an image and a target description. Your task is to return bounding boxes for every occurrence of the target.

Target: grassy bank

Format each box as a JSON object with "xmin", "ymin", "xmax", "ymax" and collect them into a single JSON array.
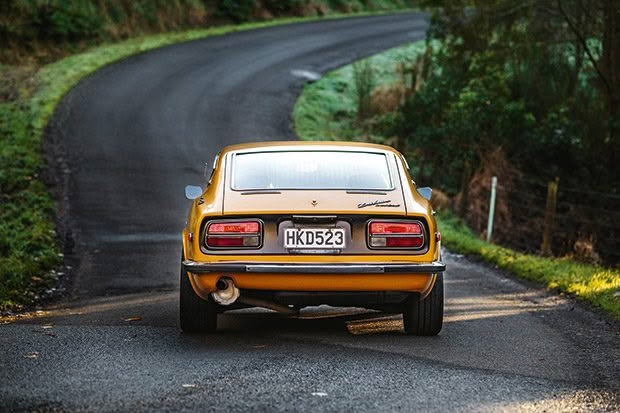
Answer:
[
  {"xmin": 294, "ymin": 40, "xmax": 426, "ymax": 141},
  {"xmin": 0, "ymin": 8, "xmax": 420, "ymax": 312},
  {"xmin": 293, "ymin": 41, "xmax": 620, "ymax": 319},
  {"xmin": 438, "ymin": 213, "xmax": 620, "ymax": 318},
  {"xmin": 1, "ymin": 0, "xmax": 418, "ymax": 63}
]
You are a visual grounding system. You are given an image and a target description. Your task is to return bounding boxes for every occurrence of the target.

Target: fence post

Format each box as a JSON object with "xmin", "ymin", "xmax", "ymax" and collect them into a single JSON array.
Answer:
[
  {"xmin": 486, "ymin": 176, "xmax": 497, "ymax": 243},
  {"xmin": 541, "ymin": 178, "xmax": 559, "ymax": 256}
]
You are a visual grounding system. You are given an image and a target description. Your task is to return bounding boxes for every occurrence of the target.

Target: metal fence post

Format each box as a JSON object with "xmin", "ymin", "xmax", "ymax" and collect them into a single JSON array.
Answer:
[
  {"xmin": 486, "ymin": 176, "xmax": 497, "ymax": 243},
  {"xmin": 541, "ymin": 178, "xmax": 559, "ymax": 256}
]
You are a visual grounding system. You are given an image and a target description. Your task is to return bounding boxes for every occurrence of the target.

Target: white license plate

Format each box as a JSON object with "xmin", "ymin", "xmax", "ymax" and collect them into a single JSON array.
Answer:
[{"xmin": 284, "ymin": 228, "xmax": 346, "ymax": 249}]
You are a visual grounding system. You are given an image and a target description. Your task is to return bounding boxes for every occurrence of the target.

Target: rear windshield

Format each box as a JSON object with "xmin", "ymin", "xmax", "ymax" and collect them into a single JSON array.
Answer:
[{"xmin": 232, "ymin": 151, "xmax": 393, "ymax": 190}]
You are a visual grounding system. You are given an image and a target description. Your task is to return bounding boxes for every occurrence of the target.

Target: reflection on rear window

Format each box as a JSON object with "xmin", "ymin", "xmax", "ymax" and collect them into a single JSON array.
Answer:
[{"xmin": 233, "ymin": 151, "xmax": 392, "ymax": 190}]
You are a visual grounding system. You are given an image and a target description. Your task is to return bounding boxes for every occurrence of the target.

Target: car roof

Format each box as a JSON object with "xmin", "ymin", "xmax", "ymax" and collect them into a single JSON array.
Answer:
[{"xmin": 219, "ymin": 141, "xmax": 401, "ymax": 155}]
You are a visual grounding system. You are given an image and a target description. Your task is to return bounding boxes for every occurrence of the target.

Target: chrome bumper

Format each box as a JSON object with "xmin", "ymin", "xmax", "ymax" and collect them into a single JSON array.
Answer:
[{"xmin": 182, "ymin": 260, "xmax": 446, "ymax": 274}]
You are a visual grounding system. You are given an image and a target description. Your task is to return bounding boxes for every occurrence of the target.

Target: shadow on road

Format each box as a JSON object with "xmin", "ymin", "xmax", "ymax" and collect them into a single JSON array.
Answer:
[
  {"xmin": 3, "ymin": 283, "xmax": 618, "ymax": 411},
  {"xmin": 3, "ymin": 287, "xmax": 585, "ymax": 382}
]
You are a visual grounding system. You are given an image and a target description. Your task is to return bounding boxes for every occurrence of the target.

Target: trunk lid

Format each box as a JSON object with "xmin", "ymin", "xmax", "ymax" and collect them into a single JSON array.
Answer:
[{"xmin": 222, "ymin": 189, "xmax": 406, "ymax": 215}]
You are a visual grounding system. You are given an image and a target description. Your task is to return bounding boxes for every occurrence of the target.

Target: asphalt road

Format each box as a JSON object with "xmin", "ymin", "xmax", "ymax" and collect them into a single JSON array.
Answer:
[{"xmin": 1, "ymin": 13, "xmax": 619, "ymax": 412}]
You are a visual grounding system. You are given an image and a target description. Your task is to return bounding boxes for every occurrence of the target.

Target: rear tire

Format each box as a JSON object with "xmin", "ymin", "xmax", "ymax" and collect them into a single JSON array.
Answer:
[
  {"xmin": 179, "ymin": 254, "xmax": 217, "ymax": 333},
  {"xmin": 402, "ymin": 273, "xmax": 443, "ymax": 336}
]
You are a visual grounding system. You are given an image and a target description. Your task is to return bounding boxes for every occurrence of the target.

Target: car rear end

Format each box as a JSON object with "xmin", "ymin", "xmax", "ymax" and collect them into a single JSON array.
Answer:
[{"xmin": 180, "ymin": 143, "xmax": 445, "ymax": 335}]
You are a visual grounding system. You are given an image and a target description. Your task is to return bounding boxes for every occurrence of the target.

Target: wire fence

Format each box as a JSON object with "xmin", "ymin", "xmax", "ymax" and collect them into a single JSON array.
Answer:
[{"xmin": 462, "ymin": 174, "xmax": 620, "ymax": 266}]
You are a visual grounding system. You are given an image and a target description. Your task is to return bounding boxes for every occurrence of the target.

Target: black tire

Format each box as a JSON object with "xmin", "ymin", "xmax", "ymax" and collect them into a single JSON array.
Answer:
[
  {"xmin": 402, "ymin": 273, "xmax": 443, "ymax": 336},
  {"xmin": 179, "ymin": 254, "xmax": 217, "ymax": 333}
]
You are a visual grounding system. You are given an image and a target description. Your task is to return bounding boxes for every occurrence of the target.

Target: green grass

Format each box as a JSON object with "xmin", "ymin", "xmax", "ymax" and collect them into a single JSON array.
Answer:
[
  {"xmin": 1, "ymin": 8, "xmax": 420, "ymax": 312},
  {"xmin": 0, "ymin": 102, "xmax": 62, "ymax": 311},
  {"xmin": 292, "ymin": 41, "xmax": 620, "ymax": 319},
  {"xmin": 437, "ymin": 213, "xmax": 620, "ymax": 318},
  {"xmin": 294, "ymin": 40, "xmax": 426, "ymax": 141}
]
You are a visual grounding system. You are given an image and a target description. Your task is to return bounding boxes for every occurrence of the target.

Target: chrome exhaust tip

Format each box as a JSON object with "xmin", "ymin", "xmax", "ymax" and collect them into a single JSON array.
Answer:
[
  {"xmin": 211, "ymin": 277, "xmax": 298, "ymax": 315},
  {"xmin": 215, "ymin": 278, "xmax": 229, "ymax": 291},
  {"xmin": 211, "ymin": 277, "xmax": 240, "ymax": 306}
]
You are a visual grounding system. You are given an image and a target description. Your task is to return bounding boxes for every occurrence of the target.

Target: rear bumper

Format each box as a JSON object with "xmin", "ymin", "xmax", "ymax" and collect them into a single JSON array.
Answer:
[
  {"xmin": 182, "ymin": 260, "xmax": 446, "ymax": 274},
  {"xmin": 183, "ymin": 260, "xmax": 444, "ymax": 298}
]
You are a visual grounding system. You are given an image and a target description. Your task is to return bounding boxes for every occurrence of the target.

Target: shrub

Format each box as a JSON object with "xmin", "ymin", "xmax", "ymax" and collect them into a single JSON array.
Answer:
[
  {"xmin": 263, "ymin": 0, "xmax": 305, "ymax": 16},
  {"xmin": 327, "ymin": 0, "xmax": 363, "ymax": 12},
  {"xmin": 216, "ymin": 0, "xmax": 257, "ymax": 22},
  {"xmin": 352, "ymin": 59, "xmax": 375, "ymax": 124},
  {"xmin": 32, "ymin": 0, "xmax": 104, "ymax": 40}
]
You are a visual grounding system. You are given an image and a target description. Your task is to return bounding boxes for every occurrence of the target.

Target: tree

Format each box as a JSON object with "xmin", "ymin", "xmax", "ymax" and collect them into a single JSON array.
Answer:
[{"xmin": 413, "ymin": 0, "xmax": 619, "ymax": 189}]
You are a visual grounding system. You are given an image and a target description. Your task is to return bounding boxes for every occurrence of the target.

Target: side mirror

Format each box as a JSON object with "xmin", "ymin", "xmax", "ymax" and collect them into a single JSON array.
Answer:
[
  {"xmin": 417, "ymin": 187, "xmax": 432, "ymax": 201},
  {"xmin": 185, "ymin": 185, "xmax": 203, "ymax": 200}
]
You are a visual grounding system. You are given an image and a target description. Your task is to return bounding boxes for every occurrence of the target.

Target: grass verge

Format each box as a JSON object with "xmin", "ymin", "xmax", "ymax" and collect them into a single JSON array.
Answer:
[
  {"xmin": 0, "ymin": 9, "xmax": 419, "ymax": 312},
  {"xmin": 292, "ymin": 41, "xmax": 620, "ymax": 319},
  {"xmin": 294, "ymin": 40, "xmax": 426, "ymax": 141},
  {"xmin": 438, "ymin": 213, "xmax": 620, "ymax": 318}
]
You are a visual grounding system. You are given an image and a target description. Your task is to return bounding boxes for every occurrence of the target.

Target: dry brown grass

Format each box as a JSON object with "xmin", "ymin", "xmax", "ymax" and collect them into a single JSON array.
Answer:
[
  {"xmin": 573, "ymin": 236, "xmax": 602, "ymax": 265},
  {"xmin": 299, "ymin": 2, "xmax": 330, "ymax": 16},
  {"xmin": 453, "ymin": 148, "xmax": 610, "ymax": 260},
  {"xmin": 253, "ymin": 7, "xmax": 275, "ymax": 21},
  {"xmin": 431, "ymin": 188, "xmax": 452, "ymax": 212},
  {"xmin": 187, "ymin": 5, "xmax": 209, "ymax": 25},
  {"xmin": 0, "ymin": 64, "xmax": 39, "ymax": 103},
  {"xmin": 367, "ymin": 52, "xmax": 428, "ymax": 117},
  {"xmin": 370, "ymin": 83, "xmax": 405, "ymax": 115},
  {"xmin": 457, "ymin": 147, "xmax": 527, "ymax": 244}
]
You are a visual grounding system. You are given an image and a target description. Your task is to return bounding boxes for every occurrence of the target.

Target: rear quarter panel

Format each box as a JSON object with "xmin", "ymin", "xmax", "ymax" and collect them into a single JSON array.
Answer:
[{"xmin": 395, "ymin": 154, "xmax": 441, "ymax": 261}]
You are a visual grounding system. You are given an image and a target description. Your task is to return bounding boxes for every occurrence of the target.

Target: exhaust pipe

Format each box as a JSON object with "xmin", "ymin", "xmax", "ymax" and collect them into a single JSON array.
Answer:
[
  {"xmin": 215, "ymin": 278, "xmax": 229, "ymax": 291},
  {"xmin": 211, "ymin": 277, "xmax": 240, "ymax": 306},
  {"xmin": 211, "ymin": 277, "xmax": 298, "ymax": 315}
]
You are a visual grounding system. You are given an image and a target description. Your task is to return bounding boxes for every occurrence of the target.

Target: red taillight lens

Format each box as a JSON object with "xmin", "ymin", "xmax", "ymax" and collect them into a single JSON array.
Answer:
[
  {"xmin": 369, "ymin": 222, "xmax": 422, "ymax": 235},
  {"xmin": 207, "ymin": 237, "xmax": 245, "ymax": 247},
  {"xmin": 368, "ymin": 220, "xmax": 424, "ymax": 249},
  {"xmin": 206, "ymin": 220, "xmax": 261, "ymax": 249},
  {"xmin": 386, "ymin": 237, "xmax": 424, "ymax": 248},
  {"xmin": 208, "ymin": 222, "xmax": 260, "ymax": 234}
]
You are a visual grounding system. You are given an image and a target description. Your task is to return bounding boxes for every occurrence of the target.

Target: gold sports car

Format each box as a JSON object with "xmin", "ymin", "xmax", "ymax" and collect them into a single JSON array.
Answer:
[{"xmin": 181, "ymin": 141, "xmax": 445, "ymax": 335}]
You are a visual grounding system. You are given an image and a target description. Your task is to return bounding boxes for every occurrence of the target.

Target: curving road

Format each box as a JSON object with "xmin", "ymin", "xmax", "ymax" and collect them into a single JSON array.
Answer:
[{"xmin": 1, "ymin": 13, "xmax": 619, "ymax": 411}]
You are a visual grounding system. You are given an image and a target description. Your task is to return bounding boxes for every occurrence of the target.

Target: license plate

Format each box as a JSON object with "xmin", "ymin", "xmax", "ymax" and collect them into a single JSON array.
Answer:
[{"xmin": 284, "ymin": 228, "xmax": 346, "ymax": 249}]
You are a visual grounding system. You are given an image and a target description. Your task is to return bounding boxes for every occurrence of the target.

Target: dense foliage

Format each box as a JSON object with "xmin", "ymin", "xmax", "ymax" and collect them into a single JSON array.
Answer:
[
  {"xmin": 371, "ymin": 0, "xmax": 620, "ymax": 264},
  {"xmin": 395, "ymin": 0, "xmax": 619, "ymax": 196},
  {"xmin": 217, "ymin": 0, "xmax": 257, "ymax": 22},
  {"xmin": 295, "ymin": 2, "xmax": 619, "ymax": 263}
]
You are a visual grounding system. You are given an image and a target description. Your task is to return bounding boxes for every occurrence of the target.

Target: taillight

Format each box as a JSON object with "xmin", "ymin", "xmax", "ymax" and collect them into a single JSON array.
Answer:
[
  {"xmin": 205, "ymin": 220, "xmax": 262, "ymax": 249},
  {"xmin": 367, "ymin": 220, "xmax": 425, "ymax": 249}
]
